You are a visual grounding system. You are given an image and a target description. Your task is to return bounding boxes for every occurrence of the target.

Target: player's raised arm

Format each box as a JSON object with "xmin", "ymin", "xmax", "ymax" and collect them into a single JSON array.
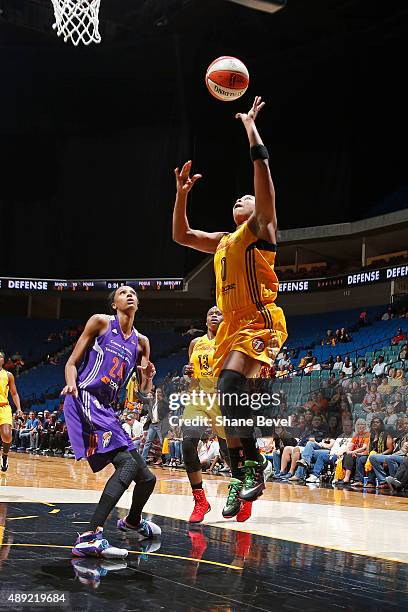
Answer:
[
  {"xmin": 236, "ymin": 96, "xmax": 277, "ymax": 242},
  {"xmin": 172, "ymin": 160, "xmax": 226, "ymax": 253},
  {"xmin": 62, "ymin": 314, "xmax": 109, "ymax": 397}
]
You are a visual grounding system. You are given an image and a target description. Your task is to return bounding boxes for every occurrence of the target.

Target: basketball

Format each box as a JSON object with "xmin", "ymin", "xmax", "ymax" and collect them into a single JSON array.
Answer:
[{"xmin": 205, "ymin": 56, "xmax": 249, "ymax": 102}]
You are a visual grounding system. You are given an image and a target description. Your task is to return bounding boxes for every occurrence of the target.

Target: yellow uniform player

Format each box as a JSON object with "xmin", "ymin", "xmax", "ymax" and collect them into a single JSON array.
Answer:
[
  {"xmin": 0, "ymin": 351, "xmax": 22, "ymax": 473},
  {"xmin": 173, "ymin": 95, "xmax": 286, "ymax": 518}
]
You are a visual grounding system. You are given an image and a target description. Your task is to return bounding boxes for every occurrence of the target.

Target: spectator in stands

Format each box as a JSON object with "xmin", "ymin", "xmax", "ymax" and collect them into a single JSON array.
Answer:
[
  {"xmin": 197, "ymin": 434, "xmax": 221, "ymax": 471},
  {"xmin": 352, "ymin": 417, "xmax": 393, "ymax": 488},
  {"xmin": 332, "ymin": 355, "xmax": 343, "ymax": 373},
  {"xmin": 122, "ymin": 413, "xmax": 143, "ymax": 452},
  {"xmin": 386, "ymin": 456, "xmax": 408, "ymax": 491},
  {"xmin": 4, "ymin": 357, "xmax": 14, "ymax": 372},
  {"xmin": 277, "ymin": 350, "xmax": 291, "ymax": 369},
  {"xmin": 399, "ymin": 344, "xmax": 408, "ymax": 361},
  {"xmin": 372, "ymin": 355, "xmax": 386, "ymax": 377},
  {"xmin": 355, "ymin": 359, "xmax": 367, "ymax": 376},
  {"xmin": 290, "ymin": 435, "xmax": 336, "ymax": 482},
  {"xmin": 321, "ymin": 330, "xmax": 336, "ymax": 346},
  {"xmin": 337, "ymin": 419, "xmax": 370, "ymax": 485},
  {"xmin": 17, "ymin": 411, "xmax": 39, "ymax": 451},
  {"xmin": 327, "ymin": 415, "xmax": 341, "ymax": 438},
  {"xmin": 182, "ymin": 323, "xmax": 204, "ymax": 337},
  {"xmin": 11, "ymin": 410, "xmax": 26, "ymax": 449},
  {"xmin": 400, "ymin": 378, "xmax": 408, "ymax": 399},
  {"xmin": 358, "ymin": 310, "xmax": 368, "ymax": 327},
  {"xmin": 384, "ymin": 404, "xmax": 401, "ymax": 433},
  {"xmin": 377, "ymin": 376, "xmax": 393, "ymax": 398},
  {"xmin": 381, "ymin": 305, "xmax": 394, "ymax": 321},
  {"xmin": 322, "ymin": 355, "xmax": 335, "ymax": 371},
  {"xmin": 327, "ymin": 372, "xmax": 337, "ymax": 388},
  {"xmin": 365, "ymin": 401, "xmax": 386, "ymax": 430},
  {"xmin": 141, "ymin": 388, "xmax": 170, "ymax": 466},
  {"xmin": 386, "ymin": 367, "xmax": 400, "ymax": 387},
  {"xmin": 305, "ymin": 422, "xmax": 354, "ymax": 483},
  {"xmin": 280, "ymin": 415, "xmax": 327, "ymax": 480},
  {"xmin": 338, "ymin": 371, "xmax": 351, "ymax": 390},
  {"xmin": 370, "ymin": 425, "xmax": 408, "ymax": 488},
  {"xmin": 338, "ymin": 328, "xmax": 352, "ymax": 343},
  {"xmin": 363, "ymin": 384, "xmax": 382, "ymax": 409},
  {"xmin": 391, "ymin": 327, "xmax": 407, "ymax": 346},
  {"xmin": 299, "ymin": 350, "xmax": 314, "ymax": 369},
  {"xmin": 164, "ymin": 424, "xmax": 183, "ymax": 467},
  {"xmin": 334, "ymin": 329, "xmax": 341, "ymax": 343},
  {"xmin": 390, "ymin": 392, "xmax": 405, "ymax": 413},
  {"xmin": 394, "ymin": 369, "xmax": 406, "ymax": 386},
  {"xmin": 304, "ymin": 357, "xmax": 321, "ymax": 375},
  {"xmin": 347, "ymin": 381, "xmax": 364, "ymax": 405},
  {"xmin": 342, "ymin": 356, "xmax": 353, "ymax": 376}
]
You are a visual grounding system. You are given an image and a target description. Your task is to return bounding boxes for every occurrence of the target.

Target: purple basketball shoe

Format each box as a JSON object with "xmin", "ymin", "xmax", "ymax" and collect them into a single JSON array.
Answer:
[{"xmin": 72, "ymin": 529, "xmax": 128, "ymax": 559}]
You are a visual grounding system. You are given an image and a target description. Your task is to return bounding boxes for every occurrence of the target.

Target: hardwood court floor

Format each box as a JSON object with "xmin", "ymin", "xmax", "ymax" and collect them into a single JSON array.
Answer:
[{"xmin": 0, "ymin": 453, "xmax": 407, "ymax": 611}]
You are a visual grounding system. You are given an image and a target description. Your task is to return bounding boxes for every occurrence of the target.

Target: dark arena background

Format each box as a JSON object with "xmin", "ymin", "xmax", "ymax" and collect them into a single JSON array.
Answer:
[{"xmin": 0, "ymin": 1, "xmax": 408, "ymax": 611}]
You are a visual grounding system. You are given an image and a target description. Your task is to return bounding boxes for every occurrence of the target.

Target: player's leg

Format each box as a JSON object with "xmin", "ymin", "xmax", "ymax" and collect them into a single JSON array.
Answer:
[
  {"xmin": 117, "ymin": 449, "xmax": 161, "ymax": 538},
  {"xmin": 218, "ymin": 351, "xmax": 268, "ymax": 503},
  {"xmin": 182, "ymin": 432, "xmax": 211, "ymax": 523},
  {"xmin": 0, "ymin": 422, "xmax": 12, "ymax": 472}
]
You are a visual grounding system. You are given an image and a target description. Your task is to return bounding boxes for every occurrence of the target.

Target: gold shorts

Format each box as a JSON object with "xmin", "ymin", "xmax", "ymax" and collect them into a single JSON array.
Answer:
[
  {"xmin": 182, "ymin": 380, "xmax": 226, "ymax": 439},
  {"xmin": 212, "ymin": 303, "xmax": 287, "ymax": 377},
  {"xmin": 0, "ymin": 404, "xmax": 12, "ymax": 427}
]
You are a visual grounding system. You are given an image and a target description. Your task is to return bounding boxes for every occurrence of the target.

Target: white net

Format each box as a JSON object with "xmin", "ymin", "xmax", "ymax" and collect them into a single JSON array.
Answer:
[{"xmin": 50, "ymin": 0, "xmax": 102, "ymax": 46}]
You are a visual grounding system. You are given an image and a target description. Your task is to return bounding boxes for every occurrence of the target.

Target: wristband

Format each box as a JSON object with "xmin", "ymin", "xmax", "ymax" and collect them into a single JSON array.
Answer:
[{"xmin": 250, "ymin": 144, "xmax": 269, "ymax": 162}]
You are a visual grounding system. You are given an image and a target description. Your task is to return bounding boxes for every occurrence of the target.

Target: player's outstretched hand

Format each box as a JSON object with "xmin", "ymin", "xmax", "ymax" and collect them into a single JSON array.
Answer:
[
  {"xmin": 174, "ymin": 160, "xmax": 202, "ymax": 194},
  {"xmin": 235, "ymin": 96, "xmax": 265, "ymax": 124},
  {"xmin": 61, "ymin": 385, "xmax": 78, "ymax": 398},
  {"xmin": 138, "ymin": 361, "xmax": 156, "ymax": 380}
]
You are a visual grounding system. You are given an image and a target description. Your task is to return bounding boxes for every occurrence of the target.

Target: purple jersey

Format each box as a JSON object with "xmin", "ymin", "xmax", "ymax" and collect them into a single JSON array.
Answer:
[{"xmin": 77, "ymin": 315, "xmax": 139, "ymax": 405}]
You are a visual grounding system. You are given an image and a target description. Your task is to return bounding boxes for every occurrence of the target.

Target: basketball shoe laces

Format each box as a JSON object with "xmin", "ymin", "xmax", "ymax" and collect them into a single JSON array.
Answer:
[
  {"xmin": 242, "ymin": 461, "xmax": 262, "ymax": 490},
  {"xmin": 226, "ymin": 480, "xmax": 242, "ymax": 506}
]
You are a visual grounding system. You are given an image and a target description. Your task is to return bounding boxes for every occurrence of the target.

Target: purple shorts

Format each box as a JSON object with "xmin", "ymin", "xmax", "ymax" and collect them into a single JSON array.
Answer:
[{"xmin": 64, "ymin": 390, "xmax": 136, "ymax": 473}]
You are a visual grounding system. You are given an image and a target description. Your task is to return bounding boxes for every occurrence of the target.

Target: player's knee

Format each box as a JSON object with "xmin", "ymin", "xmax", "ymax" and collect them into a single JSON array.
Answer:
[
  {"xmin": 112, "ymin": 451, "xmax": 139, "ymax": 488},
  {"xmin": 182, "ymin": 438, "xmax": 201, "ymax": 473}
]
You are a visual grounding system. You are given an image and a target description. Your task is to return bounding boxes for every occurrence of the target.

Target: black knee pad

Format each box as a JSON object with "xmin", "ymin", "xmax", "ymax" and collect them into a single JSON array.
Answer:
[
  {"xmin": 182, "ymin": 437, "xmax": 201, "ymax": 474},
  {"xmin": 112, "ymin": 450, "xmax": 139, "ymax": 488},
  {"xmin": 130, "ymin": 449, "xmax": 156, "ymax": 486},
  {"xmin": 217, "ymin": 369, "xmax": 254, "ymax": 438}
]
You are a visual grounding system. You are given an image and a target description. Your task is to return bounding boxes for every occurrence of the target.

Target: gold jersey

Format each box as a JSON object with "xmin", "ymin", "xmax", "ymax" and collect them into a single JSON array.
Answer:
[
  {"xmin": 190, "ymin": 334, "xmax": 216, "ymax": 381},
  {"xmin": 0, "ymin": 370, "xmax": 10, "ymax": 406},
  {"xmin": 214, "ymin": 221, "xmax": 279, "ymax": 315}
]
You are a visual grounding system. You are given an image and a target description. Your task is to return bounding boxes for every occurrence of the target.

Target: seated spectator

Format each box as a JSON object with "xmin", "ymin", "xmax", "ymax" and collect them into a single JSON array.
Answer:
[
  {"xmin": 381, "ymin": 305, "xmax": 394, "ymax": 321},
  {"xmin": 384, "ymin": 404, "xmax": 401, "ymax": 432},
  {"xmin": 370, "ymin": 425, "xmax": 408, "ymax": 488},
  {"xmin": 400, "ymin": 377, "xmax": 408, "ymax": 398},
  {"xmin": 390, "ymin": 392, "xmax": 406, "ymax": 414},
  {"xmin": 327, "ymin": 372, "xmax": 338, "ymax": 387},
  {"xmin": 365, "ymin": 402, "xmax": 386, "ymax": 429},
  {"xmin": 298, "ymin": 350, "xmax": 313, "ymax": 369},
  {"xmin": 352, "ymin": 417, "xmax": 393, "ymax": 488},
  {"xmin": 321, "ymin": 330, "xmax": 336, "ymax": 346},
  {"xmin": 327, "ymin": 415, "xmax": 341, "ymax": 439},
  {"xmin": 387, "ymin": 367, "xmax": 400, "ymax": 387},
  {"xmin": 391, "ymin": 327, "xmax": 407, "ymax": 346},
  {"xmin": 332, "ymin": 355, "xmax": 344, "ymax": 373},
  {"xmin": 338, "ymin": 328, "xmax": 352, "ymax": 343},
  {"xmin": 17, "ymin": 411, "xmax": 39, "ymax": 451},
  {"xmin": 277, "ymin": 350, "xmax": 291, "ymax": 369},
  {"xmin": 4, "ymin": 357, "xmax": 14, "ymax": 372},
  {"xmin": 290, "ymin": 436, "xmax": 336, "ymax": 482},
  {"xmin": 358, "ymin": 310, "xmax": 368, "ymax": 327},
  {"xmin": 280, "ymin": 415, "xmax": 328, "ymax": 480},
  {"xmin": 275, "ymin": 364, "xmax": 290, "ymax": 378},
  {"xmin": 322, "ymin": 355, "xmax": 335, "ymax": 371},
  {"xmin": 394, "ymin": 369, "xmax": 406, "ymax": 386},
  {"xmin": 11, "ymin": 410, "xmax": 26, "ymax": 449},
  {"xmin": 338, "ymin": 419, "xmax": 370, "ymax": 485},
  {"xmin": 355, "ymin": 359, "xmax": 367, "ymax": 376},
  {"xmin": 347, "ymin": 381, "xmax": 365, "ymax": 405},
  {"xmin": 305, "ymin": 421, "xmax": 354, "ymax": 483},
  {"xmin": 304, "ymin": 357, "xmax": 321, "ymax": 375},
  {"xmin": 385, "ymin": 456, "xmax": 408, "ymax": 491},
  {"xmin": 377, "ymin": 375, "xmax": 393, "ymax": 398},
  {"xmin": 372, "ymin": 355, "xmax": 386, "ymax": 377},
  {"xmin": 363, "ymin": 384, "xmax": 382, "ymax": 409},
  {"xmin": 335, "ymin": 329, "xmax": 342, "ymax": 343},
  {"xmin": 197, "ymin": 434, "xmax": 220, "ymax": 471},
  {"xmin": 269, "ymin": 425, "xmax": 298, "ymax": 474},
  {"xmin": 122, "ymin": 413, "xmax": 144, "ymax": 452},
  {"xmin": 399, "ymin": 343, "xmax": 408, "ymax": 361},
  {"xmin": 342, "ymin": 356, "xmax": 353, "ymax": 376},
  {"xmin": 338, "ymin": 371, "xmax": 351, "ymax": 390}
]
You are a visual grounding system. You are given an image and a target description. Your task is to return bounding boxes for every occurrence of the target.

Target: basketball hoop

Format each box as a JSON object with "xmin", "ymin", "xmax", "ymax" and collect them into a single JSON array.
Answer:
[{"xmin": 50, "ymin": 0, "xmax": 101, "ymax": 46}]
